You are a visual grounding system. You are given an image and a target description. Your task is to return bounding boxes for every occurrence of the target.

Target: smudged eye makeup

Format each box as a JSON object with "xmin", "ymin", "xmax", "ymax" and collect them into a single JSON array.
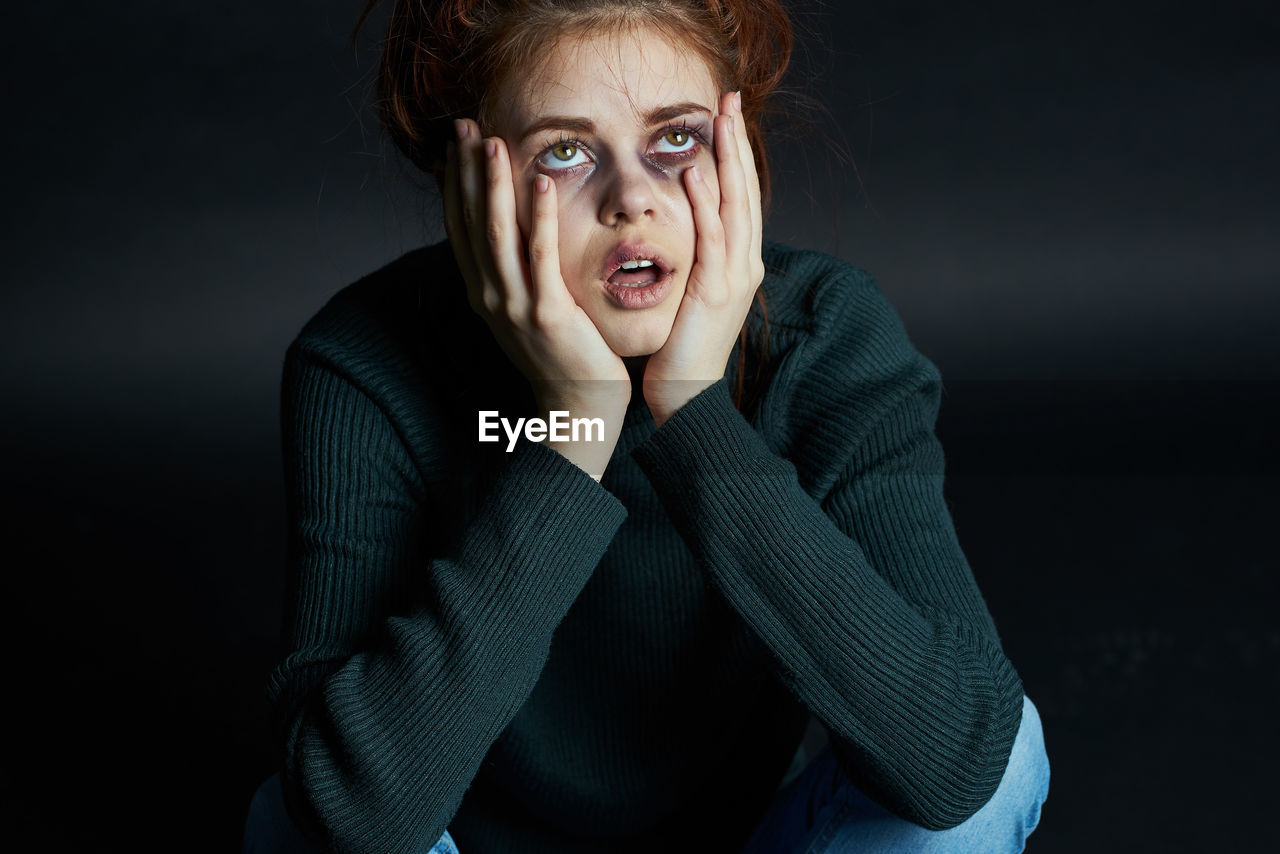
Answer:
[{"xmin": 535, "ymin": 121, "xmax": 710, "ymax": 174}]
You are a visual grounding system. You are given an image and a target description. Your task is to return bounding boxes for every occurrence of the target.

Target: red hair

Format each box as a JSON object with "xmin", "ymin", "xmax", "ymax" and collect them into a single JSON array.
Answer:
[{"xmin": 354, "ymin": 0, "xmax": 795, "ymax": 412}]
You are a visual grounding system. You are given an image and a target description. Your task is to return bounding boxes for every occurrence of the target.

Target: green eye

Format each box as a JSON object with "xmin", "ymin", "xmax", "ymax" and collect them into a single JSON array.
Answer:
[
  {"xmin": 538, "ymin": 138, "xmax": 590, "ymax": 171},
  {"xmin": 654, "ymin": 127, "xmax": 699, "ymax": 156}
]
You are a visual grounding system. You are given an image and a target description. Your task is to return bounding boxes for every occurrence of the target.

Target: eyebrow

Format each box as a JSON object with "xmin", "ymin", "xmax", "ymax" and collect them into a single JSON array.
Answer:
[{"xmin": 517, "ymin": 101, "xmax": 712, "ymax": 143}]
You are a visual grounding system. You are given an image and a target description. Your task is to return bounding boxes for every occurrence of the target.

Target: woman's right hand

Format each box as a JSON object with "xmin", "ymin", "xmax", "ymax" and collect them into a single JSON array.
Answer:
[{"xmin": 441, "ymin": 118, "xmax": 630, "ymax": 479}]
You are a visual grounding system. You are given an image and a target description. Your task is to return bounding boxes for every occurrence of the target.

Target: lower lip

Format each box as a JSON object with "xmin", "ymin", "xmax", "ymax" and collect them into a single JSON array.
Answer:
[{"xmin": 601, "ymin": 271, "xmax": 673, "ymax": 309}]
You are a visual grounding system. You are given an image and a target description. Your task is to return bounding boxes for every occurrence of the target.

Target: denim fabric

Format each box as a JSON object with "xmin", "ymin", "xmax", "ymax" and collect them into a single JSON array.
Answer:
[
  {"xmin": 740, "ymin": 694, "xmax": 1051, "ymax": 854},
  {"xmin": 241, "ymin": 774, "xmax": 459, "ymax": 854}
]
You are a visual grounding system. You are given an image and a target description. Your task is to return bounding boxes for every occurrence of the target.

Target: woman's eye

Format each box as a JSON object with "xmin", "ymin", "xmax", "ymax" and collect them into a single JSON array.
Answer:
[
  {"xmin": 655, "ymin": 129, "xmax": 697, "ymax": 155},
  {"xmin": 539, "ymin": 141, "xmax": 590, "ymax": 170},
  {"xmin": 536, "ymin": 127, "xmax": 701, "ymax": 172}
]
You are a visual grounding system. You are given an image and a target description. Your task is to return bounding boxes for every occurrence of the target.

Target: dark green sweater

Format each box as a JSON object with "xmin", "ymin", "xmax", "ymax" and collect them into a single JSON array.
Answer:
[{"xmin": 268, "ymin": 239, "xmax": 1025, "ymax": 854}]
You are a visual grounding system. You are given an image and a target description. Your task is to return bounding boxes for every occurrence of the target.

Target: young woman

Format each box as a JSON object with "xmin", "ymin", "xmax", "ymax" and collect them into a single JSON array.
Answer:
[{"xmin": 243, "ymin": 1, "xmax": 1050, "ymax": 852}]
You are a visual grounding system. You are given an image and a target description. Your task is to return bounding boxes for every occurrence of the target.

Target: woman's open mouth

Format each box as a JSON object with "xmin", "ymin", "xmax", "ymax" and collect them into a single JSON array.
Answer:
[
  {"xmin": 608, "ymin": 259, "xmax": 664, "ymax": 287},
  {"xmin": 599, "ymin": 245, "xmax": 674, "ymax": 309}
]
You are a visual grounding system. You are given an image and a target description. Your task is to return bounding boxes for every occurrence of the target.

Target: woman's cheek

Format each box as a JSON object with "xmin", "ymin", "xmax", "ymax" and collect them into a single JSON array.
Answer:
[
  {"xmin": 555, "ymin": 189, "xmax": 594, "ymax": 231},
  {"xmin": 664, "ymin": 183, "xmax": 697, "ymax": 230},
  {"xmin": 512, "ymin": 170, "xmax": 574, "ymax": 240}
]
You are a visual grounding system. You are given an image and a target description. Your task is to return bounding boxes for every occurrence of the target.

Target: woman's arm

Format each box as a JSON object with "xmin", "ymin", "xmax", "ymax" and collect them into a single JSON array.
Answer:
[
  {"xmin": 269, "ymin": 343, "xmax": 627, "ymax": 853},
  {"xmin": 629, "ymin": 266, "xmax": 1024, "ymax": 831}
]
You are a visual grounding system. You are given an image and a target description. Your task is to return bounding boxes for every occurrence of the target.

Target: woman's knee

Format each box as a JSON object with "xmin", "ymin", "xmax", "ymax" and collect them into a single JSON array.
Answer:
[
  {"xmin": 998, "ymin": 693, "xmax": 1051, "ymax": 835},
  {"xmin": 812, "ymin": 695, "xmax": 1050, "ymax": 853},
  {"xmin": 936, "ymin": 693, "xmax": 1051, "ymax": 851}
]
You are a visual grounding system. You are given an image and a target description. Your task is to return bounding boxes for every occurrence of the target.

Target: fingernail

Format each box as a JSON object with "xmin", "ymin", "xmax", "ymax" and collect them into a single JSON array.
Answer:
[
  {"xmin": 484, "ymin": 139, "xmax": 496, "ymax": 158},
  {"xmin": 689, "ymin": 166, "xmax": 702, "ymax": 183},
  {"xmin": 535, "ymin": 175, "xmax": 549, "ymax": 193},
  {"xmin": 454, "ymin": 119, "xmax": 468, "ymax": 141},
  {"xmin": 734, "ymin": 90, "xmax": 742, "ymax": 111},
  {"xmin": 727, "ymin": 115, "xmax": 735, "ymax": 135}
]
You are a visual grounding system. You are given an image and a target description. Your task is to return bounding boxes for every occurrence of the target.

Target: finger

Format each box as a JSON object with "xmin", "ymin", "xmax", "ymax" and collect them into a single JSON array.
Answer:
[
  {"xmin": 731, "ymin": 90, "xmax": 764, "ymax": 273},
  {"xmin": 442, "ymin": 137, "xmax": 482, "ymax": 303},
  {"xmin": 483, "ymin": 136, "xmax": 530, "ymax": 317},
  {"xmin": 714, "ymin": 108, "xmax": 752, "ymax": 274},
  {"xmin": 684, "ymin": 164, "xmax": 727, "ymax": 303},
  {"xmin": 528, "ymin": 173, "xmax": 569, "ymax": 315},
  {"xmin": 456, "ymin": 119, "xmax": 503, "ymax": 314}
]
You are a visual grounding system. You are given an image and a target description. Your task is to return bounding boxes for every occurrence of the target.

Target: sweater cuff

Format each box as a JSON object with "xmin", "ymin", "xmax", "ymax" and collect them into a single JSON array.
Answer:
[
  {"xmin": 630, "ymin": 377, "xmax": 786, "ymax": 485},
  {"xmin": 452, "ymin": 437, "xmax": 629, "ymax": 626}
]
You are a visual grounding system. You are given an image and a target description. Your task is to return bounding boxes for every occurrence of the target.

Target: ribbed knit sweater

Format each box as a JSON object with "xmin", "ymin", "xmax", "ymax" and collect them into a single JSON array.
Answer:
[{"xmin": 267, "ymin": 238, "xmax": 1026, "ymax": 854}]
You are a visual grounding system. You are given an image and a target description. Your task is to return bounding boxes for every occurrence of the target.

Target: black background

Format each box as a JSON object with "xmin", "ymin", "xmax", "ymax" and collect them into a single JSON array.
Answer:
[{"xmin": 4, "ymin": 1, "xmax": 1277, "ymax": 850}]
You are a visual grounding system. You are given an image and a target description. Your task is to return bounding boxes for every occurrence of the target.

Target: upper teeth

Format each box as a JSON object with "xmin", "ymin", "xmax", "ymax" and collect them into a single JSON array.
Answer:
[{"xmin": 619, "ymin": 259, "xmax": 655, "ymax": 270}]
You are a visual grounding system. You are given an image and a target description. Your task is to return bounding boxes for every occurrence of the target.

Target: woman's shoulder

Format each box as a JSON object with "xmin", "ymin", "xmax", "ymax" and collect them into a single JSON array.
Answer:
[
  {"xmin": 289, "ymin": 241, "xmax": 465, "ymax": 354},
  {"xmin": 281, "ymin": 241, "xmax": 516, "ymax": 487},
  {"xmin": 756, "ymin": 238, "xmax": 923, "ymax": 366},
  {"xmin": 752, "ymin": 241, "xmax": 942, "ymax": 495},
  {"xmin": 285, "ymin": 240, "xmax": 502, "ymax": 388}
]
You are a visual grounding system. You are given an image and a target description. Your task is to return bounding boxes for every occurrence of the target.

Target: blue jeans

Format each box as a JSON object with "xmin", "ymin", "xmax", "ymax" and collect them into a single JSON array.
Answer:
[
  {"xmin": 244, "ymin": 695, "xmax": 1048, "ymax": 853},
  {"xmin": 740, "ymin": 694, "xmax": 1050, "ymax": 853}
]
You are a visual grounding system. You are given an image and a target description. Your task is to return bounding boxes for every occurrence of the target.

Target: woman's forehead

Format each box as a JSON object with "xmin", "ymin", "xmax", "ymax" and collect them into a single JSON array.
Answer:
[{"xmin": 498, "ymin": 27, "xmax": 718, "ymax": 131}]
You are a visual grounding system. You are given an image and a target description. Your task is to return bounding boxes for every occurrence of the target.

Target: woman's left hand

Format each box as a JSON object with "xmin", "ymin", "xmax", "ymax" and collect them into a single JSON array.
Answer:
[{"xmin": 643, "ymin": 89, "xmax": 765, "ymax": 427}]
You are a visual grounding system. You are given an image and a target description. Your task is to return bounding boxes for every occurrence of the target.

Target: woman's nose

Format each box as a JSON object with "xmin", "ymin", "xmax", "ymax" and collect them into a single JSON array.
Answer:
[{"xmin": 597, "ymin": 162, "xmax": 658, "ymax": 226}]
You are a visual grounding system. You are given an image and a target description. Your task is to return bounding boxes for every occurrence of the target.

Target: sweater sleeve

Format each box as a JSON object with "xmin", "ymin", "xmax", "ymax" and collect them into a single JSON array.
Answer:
[
  {"xmin": 628, "ymin": 269, "xmax": 1024, "ymax": 831},
  {"xmin": 268, "ymin": 345, "xmax": 628, "ymax": 854}
]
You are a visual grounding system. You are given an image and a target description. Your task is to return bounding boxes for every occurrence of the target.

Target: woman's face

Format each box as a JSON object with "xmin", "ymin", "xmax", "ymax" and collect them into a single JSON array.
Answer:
[{"xmin": 491, "ymin": 26, "xmax": 722, "ymax": 357}]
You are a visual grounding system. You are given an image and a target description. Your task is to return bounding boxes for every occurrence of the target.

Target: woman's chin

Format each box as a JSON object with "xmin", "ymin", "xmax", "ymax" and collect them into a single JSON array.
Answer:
[{"xmin": 602, "ymin": 322, "xmax": 673, "ymax": 358}]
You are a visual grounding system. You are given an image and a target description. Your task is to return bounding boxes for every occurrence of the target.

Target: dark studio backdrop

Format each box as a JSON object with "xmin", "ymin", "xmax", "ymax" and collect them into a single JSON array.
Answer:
[{"xmin": 4, "ymin": 1, "xmax": 1277, "ymax": 850}]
